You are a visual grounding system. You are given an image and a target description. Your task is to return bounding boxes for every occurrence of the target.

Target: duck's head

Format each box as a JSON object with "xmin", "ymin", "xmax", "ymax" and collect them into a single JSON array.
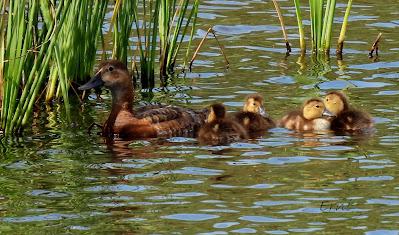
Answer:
[
  {"xmin": 207, "ymin": 103, "xmax": 226, "ymax": 123},
  {"xmin": 324, "ymin": 91, "xmax": 349, "ymax": 116},
  {"xmin": 243, "ymin": 94, "xmax": 268, "ymax": 117},
  {"xmin": 78, "ymin": 60, "xmax": 130, "ymax": 91},
  {"xmin": 303, "ymin": 98, "xmax": 335, "ymax": 120}
]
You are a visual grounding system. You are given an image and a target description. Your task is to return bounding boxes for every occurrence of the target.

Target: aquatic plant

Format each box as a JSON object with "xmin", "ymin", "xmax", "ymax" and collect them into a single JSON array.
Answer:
[
  {"xmin": 271, "ymin": 0, "xmax": 291, "ymax": 54},
  {"xmin": 1, "ymin": 0, "xmax": 107, "ymax": 135},
  {"xmin": 111, "ymin": 0, "xmax": 199, "ymax": 88},
  {"xmin": 0, "ymin": 0, "xmax": 201, "ymax": 136},
  {"xmin": 291, "ymin": 0, "xmax": 353, "ymax": 55}
]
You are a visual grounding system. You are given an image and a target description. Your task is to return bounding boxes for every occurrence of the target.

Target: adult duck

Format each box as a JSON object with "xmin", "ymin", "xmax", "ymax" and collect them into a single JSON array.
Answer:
[
  {"xmin": 79, "ymin": 60, "xmax": 207, "ymax": 139},
  {"xmin": 324, "ymin": 91, "xmax": 374, "ymax": 133},
  {"xmin": 279, "ymin": 98, "xmax": 335, "ymax": 132},
  {"xmin": 198, "ymin": 103, "xmax": 248, "ymax": 145},
  {"xmin": 233, "ymin": 94, "xmax": 275, "ymax": 136}
]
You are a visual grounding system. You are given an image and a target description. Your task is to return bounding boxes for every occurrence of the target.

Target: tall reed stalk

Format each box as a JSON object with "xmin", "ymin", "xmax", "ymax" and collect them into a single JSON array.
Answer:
[
  {"xmin": 1, "ymin": 0, "xmax": 106, "ymax": 135},
  {"xmin": 293, "ymin": 0, "xmax": 306, "ymax": 55},
  {"xmin": 337, "ymin": 0, "xmax": 353, "ymax": 56},
  {"xmin": 159, "ymin": 0, "xmax": 199, "ymax": 79},
  {"xmin": 111, "ymin": 0, "xmax": 199, "ymax": 88},
  {"xmin": 1, "ymin": 0, "xmax": 200, "ymax": 135},
  {"xmin": 291, "ymin": 0, "xmax": 352, "ymax": 56}
]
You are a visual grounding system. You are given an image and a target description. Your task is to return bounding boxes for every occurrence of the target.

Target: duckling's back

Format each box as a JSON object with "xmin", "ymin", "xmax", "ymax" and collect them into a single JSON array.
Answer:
[
  {"xmin": 234, "ymin": 111, "xmax": 275, "ymax": 133},
  {"xmin": 198, "ymin": 119, "xmax": 248, "ymax": 145},
  {"xmin": 331, "ymin": 109, "xmax": 373, "ymax": 132}
]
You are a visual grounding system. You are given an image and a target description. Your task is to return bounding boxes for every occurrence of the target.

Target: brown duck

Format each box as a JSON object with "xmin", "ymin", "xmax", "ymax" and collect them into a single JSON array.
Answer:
[
  {"xmin": 279, "ymin": 98, "xmax": 335, "ymax": 132},
  {"xmin": 78, "ymin": 60, "xmax": 207, "ymax": 139},
  {"xmin": 233, "ymin": 94, "xmax": 275, "ymax": 136},
  {"xmin": 198, "ymin": 103, "xmax": 249, "ymax": 145},
  {"xmin": 324, "ymin": 91, "xmax": 374, "ymax": 132}
]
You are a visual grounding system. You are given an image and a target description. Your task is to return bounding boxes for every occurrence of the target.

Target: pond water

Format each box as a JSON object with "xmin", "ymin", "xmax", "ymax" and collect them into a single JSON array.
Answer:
[{"xmin": 1, "ymin": 0, "xmax": 399, "ymax": 234}]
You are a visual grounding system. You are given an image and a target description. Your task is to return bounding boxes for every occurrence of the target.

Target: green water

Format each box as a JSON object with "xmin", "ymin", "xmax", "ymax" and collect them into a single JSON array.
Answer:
[{"xmin": 1, "ymin": 0, "xmax": 399, "ymax": 234}]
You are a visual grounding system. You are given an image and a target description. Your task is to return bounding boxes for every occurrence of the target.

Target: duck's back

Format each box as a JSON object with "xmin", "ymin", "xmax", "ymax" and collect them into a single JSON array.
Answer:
[
  {"xmin": 331, "ymin": 109, "xmax": 373, "ymax": 131},
  {"xmin": 234, "ymin": 111, "xmax": 275, "ymax": 133},
  {"xmin": 279, "ymin": 110, "xmax": 305, "ymax": 130},
  {"xmin": 198, "ymin": 119, "xmax": 248, "ymax": 145},
  {"xmin": 116, "ymin": 105, "xmax": 207, "ymax": 139}
]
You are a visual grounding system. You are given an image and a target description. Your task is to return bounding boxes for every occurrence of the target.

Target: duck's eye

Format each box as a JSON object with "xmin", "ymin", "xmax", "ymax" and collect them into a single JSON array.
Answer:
[
  {"xmin": 108, "ymin": 66, "xmax": 114, "ymax": 72},
  {"xmin": 326, "ymin": 98, "xmax": 329, "ymax": 102},
  {"xmin": 315, "ymin": 105, "xmax": 320, "ymax": 108},
  {"xmin": 253, "ymin": 103, "xmax": 256, "ymax": 106}
]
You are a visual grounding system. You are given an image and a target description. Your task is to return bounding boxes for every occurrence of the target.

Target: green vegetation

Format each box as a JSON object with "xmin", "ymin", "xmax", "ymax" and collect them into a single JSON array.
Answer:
[
  {"xmin": 0, "ymin": 0, "xmax": 200, "ymax": 136},
  {"xmin": 111, "ymin": 0, "xmax": 199, "ymax": 88},
  {"xmin": 291, "ymin": 0, "xmax": 353, "ymax": 55}
]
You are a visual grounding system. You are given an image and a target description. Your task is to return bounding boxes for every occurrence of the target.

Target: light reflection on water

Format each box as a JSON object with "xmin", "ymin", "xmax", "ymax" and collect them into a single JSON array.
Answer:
[{"xmin": 1, "ymin": 0, "xmax": 399, "ymax": 234}]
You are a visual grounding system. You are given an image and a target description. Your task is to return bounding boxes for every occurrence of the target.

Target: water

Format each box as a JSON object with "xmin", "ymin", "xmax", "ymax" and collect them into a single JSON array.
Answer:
[{"xmin": 1, "ymin": 0, "xmax": 399, "ymax": 233}]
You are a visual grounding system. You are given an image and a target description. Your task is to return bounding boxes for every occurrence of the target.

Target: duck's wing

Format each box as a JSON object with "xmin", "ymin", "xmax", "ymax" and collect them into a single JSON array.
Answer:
[
  {"xmin": 198, "ymin": 120, "xmax": 247, "ymax": 146},
  {"xmin": 278, "ymin": 110, "xmax": 303, "ymax": 130},
  {"xmin": 135, "ymin": 105, "xmax": 208, "ymax": 137},
  {"xmin": 332, "ymin": 109, "xmax": 374, "ymax": 131}
]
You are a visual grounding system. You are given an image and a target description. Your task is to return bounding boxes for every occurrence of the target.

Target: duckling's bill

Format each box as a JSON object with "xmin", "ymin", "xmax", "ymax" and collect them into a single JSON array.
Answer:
[
  {"xmin": 322, "ymin": 108, "xmax": 335, "ymax": 117},
  {"xmin": 259, "ymin": 106, "xmax": 268, "ymax": 117}
]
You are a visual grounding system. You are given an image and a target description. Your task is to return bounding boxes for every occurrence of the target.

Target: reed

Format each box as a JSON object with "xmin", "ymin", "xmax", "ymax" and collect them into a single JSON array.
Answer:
[
  {"xmin": 293, "ymin": 0, "xmax": 306, "ymax": 55},
  {"xmin": 159, "ymin": 0, "xmax": 200, "ymax": 79},
  {"xmin": 337, "ymin": 0, "xmax": 353, "ymax": 56},
  {"xmin": 1, "ymin": 0, "xmax": 201, "ymax": 135},
  {"xmin": 1, "ymin": 0, "xmax": 107, "ymax": 135},
  {"xmin": 271, "ymin": 0, "xmax": 292, "ymax": 54},
  {"xmin": 291, "ymin": 0, "xmax": 353, "ymax": 55},
  {"xmin": 111, "ymin": 0, "xmax": 199, "ymax": 88}
]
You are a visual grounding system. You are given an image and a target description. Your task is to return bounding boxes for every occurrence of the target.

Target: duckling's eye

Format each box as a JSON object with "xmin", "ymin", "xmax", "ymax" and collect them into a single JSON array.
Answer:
[
  {"xmin": 108, "ymin": 66, "xmax": 114, "ymax": 72},
  {"xmin": 326, "ymin": 98, "xmax": 329, "ymax": 102},
  {"xmin": 253, "ymin": 103, "xmax": 256, "ymax": 106},
  {"xmin": 315, "ymin": 105, "xmax": 320, "ymax": 108}
]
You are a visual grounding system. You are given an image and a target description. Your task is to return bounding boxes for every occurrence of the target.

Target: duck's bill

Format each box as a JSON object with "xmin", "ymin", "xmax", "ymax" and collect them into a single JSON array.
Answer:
[
  {"xmin": 259, "ymin": 106, "xmax": 268, "ymax": 117},
  {"xmin": 78, "ymin": 72, "xmax": 104, "ymax": 90},
  {"xmin": 322, "ymin": 109, "xmax": 336, "ymax": 117}
]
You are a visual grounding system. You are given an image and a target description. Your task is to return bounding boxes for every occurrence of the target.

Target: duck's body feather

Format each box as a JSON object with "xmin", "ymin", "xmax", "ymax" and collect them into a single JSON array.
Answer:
[
  {"xmin": 330, "ymin": 109, "xmax": 373, "ymax": 132},
  {"xmin": 324, "ymin": 91, "xmax": 374, "ymax": 133},
  {"xmin": 78, "ymin": 60, "xmax": 207, "ymax": 140},
  {"xmin": 279, "ymin": 105, "xmax": 331, "ymax": 132},
  {"xmin": 198, "ymin": 119, "xmax": 248, "ymax": 146},
  {"xmin": 113, "ymin": 105, "xmax": 207, "ymax": 139},
  {"xmin": 234, "ymin": 111, "xmax": 275, "ymax": 136}
]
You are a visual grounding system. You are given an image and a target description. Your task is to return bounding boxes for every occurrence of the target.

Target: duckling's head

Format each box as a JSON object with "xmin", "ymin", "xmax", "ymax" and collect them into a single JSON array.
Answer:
[
  {"xmin": 243, "ymin": 94, "xmax": 268, "ymax": 117},
  {"xmin": 78, "ymin": 60, "xmax": 130, "ymax": 90},
  {"xmin": 303, "ymin": 98, "xmax": 335, "ymax": 120},
  {"xmin": 324, "ymin": 91, "xmax": 349, "ymax": 116},
  {"xmin": 207, "ymin": 103, "xmax": 226, "ymax": 123}
]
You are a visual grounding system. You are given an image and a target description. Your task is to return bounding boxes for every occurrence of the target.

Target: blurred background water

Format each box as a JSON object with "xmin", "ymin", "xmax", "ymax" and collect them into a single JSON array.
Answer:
[{"xmin": 1, "ymin": 0, "xmax": 399, "ymax": 234}]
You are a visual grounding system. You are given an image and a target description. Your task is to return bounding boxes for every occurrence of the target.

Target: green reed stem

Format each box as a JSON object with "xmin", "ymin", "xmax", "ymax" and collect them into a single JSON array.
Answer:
[
  {"xmin": 293, "ymin": 0, "xmax": 306, "ymax": 55},
  {"xmin": 337, "ymin": 0, "xmax": 353, "ymax": 55}
]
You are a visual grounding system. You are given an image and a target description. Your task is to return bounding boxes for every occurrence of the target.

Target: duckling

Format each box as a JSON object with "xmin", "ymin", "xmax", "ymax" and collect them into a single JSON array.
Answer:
[
  {"xmin": 279, "ymin": 98, "xmax": 335, "ymax": 131},
  {"xmin": 324, "ymin": 91, "xmax": 373, "ymax": 132},
  {"xmin": 198, "ymin": 103, "xmax": 249, "ymax": 145},
  {"xmin": 78, "ymin": 60, "xmax": 207, "ymax": 139},
  {"xmin": 234, "ymin": 94, "xmax": 275, "ymax": 136}
]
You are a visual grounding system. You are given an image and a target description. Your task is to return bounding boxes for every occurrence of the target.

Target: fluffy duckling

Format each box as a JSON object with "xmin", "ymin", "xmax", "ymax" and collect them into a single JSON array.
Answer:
[
  {"xmin": 234, "ymin": 94, "xmax": 275, "ymax": 136},
  {"xmin": 78, "ymin": 60, "xmax": 207, "ymax": 139},
  {"xmin": 279, "ymin": 98, "xmax": 335, "ymax": 132},
  {"xmin": 324, "ymin": 91, "xmax": 374, "ymax": 132},
  {"xmin": 198, "ymin": 104, "xmax": 249, "ymax": 145}
]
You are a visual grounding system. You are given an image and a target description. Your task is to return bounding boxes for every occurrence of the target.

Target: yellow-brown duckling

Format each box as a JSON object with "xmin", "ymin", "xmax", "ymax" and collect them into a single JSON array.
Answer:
[
  {"xmin": 198, "ymin": 103, "xmax": 249, "ymax": 145},
  {"xmin": 78, "ymin": 60, "xmax": 207, "ymax": 139},
  {"xmin": 324, "ymin": 91, "xmax": 374, "ymax": 132},
  {"xmin": 234, "ymin": 94, "xmax": 275, "ymax": 137},
  {"xmin": 279, "ymin": 98, "xmax": 335, "ymax": 132}
]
